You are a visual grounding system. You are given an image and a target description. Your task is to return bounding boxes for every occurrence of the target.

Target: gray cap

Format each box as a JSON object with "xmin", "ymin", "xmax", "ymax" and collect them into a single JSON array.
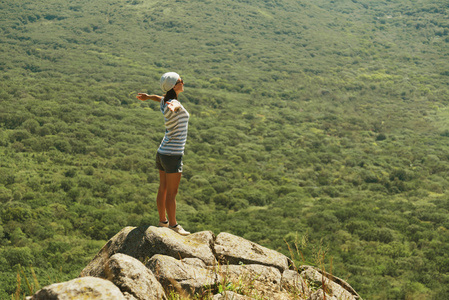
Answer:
[{"xmin": 160, "ymin": 72, "xmax": 180, "ymax": 92}]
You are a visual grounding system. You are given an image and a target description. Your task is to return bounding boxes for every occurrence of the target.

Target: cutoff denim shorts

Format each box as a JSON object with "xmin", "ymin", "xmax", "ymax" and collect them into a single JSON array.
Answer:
[{"xmin": 155, "ymin": 152, "xmax": 183, "ymax": 173}]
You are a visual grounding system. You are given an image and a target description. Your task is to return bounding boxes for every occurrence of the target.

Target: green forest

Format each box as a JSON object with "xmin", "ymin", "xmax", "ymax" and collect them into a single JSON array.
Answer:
[{"xmin": 1, "ymin": 0, "xmax": 449, "ymax": 298}]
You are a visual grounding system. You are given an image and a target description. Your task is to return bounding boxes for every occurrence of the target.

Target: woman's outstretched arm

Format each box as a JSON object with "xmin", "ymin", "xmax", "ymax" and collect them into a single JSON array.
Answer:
[{"xmin": 137, "ymin": 93, "xmax": 163, "ymax": 102}]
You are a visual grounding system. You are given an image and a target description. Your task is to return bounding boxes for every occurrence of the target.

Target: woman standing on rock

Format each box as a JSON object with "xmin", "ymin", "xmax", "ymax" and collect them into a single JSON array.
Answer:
[{"xmin": 137, "ymin": 72, "xmax": 190, "ymax": 236}]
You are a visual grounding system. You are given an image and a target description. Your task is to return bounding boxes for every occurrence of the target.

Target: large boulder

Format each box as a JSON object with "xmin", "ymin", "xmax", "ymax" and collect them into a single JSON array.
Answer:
[
  {"xmin": 300, "ymin": 266, "xmax": 361, "ymax": 300},
  {"xmin": 80, "ymin": 226, "xmax": 216, "ymax": 277},
  {"xmin": 30, "ymin": 277, "xmax": 125, "ymax": 300},
  {"xmin": 104, "ymin": 253, "xmax": 167, "ymax": 300},
  {"xmin": 214, "ymin": 232, "xmax": 293, "ymax": 272},
  {"xmin": 146, "ymin": 254, "xmax": 222, "ymax": 296}
]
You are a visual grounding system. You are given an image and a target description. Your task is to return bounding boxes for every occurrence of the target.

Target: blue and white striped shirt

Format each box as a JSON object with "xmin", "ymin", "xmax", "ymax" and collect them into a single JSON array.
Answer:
[{"xmin": 157, "ymin": 98, "xmax": 190, "ymax": 155}]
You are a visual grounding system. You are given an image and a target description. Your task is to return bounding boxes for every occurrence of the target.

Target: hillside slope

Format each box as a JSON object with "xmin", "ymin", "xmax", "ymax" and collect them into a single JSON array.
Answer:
[{"xmin": 1, "ymin": 0, "xmax": 449, "ymax": 299}]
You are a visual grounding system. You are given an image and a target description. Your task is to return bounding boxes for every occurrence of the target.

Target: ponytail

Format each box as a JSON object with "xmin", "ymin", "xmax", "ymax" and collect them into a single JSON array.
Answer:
[{"xmin": 164, "ymin": 88, "xmax": 177, "ymax": 102}]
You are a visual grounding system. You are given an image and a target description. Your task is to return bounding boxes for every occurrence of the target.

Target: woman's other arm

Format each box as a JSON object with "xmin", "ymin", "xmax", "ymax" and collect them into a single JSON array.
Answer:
[
  {"xmin": 137, "ymin": 93, "xmax": 163, "ymax": 102},
  {"xmin": 167, "ymin": 100, "xmax": 181, "ymax": 112}
]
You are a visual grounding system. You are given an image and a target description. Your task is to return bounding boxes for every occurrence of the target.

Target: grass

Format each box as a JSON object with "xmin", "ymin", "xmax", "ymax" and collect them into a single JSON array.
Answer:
[{"xmin": 13, "ymin": 265, "xmax": 39, "ymax": 300}]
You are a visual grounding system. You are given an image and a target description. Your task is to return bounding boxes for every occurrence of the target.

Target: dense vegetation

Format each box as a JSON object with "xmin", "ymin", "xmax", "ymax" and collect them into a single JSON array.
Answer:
[{"xmin": 1, "ymin": 0, "xmax": 449, "ymax": 298}]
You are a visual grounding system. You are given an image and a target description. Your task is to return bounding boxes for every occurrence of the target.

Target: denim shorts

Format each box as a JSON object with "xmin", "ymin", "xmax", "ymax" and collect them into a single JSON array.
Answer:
[{"xmin": 155, "ymin": 152, "xmax": 183, "ymax": 173}]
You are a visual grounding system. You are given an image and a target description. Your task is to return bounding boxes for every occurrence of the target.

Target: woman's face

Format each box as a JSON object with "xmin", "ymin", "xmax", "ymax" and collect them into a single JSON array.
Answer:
[{"xmin": 173, "ymin": 78, "xmax": 184, "ymax": 94}]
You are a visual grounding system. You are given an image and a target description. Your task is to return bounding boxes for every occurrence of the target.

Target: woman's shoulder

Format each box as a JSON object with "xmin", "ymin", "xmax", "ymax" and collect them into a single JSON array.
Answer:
[{"xmin": 165, "ymin": 99, "xmax": 181, "ymax": 107}]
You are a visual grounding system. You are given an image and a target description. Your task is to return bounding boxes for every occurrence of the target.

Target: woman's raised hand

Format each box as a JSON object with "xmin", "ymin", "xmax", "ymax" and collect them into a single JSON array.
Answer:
[{"xmin": 136, "ymin": 93, "xmax": 150, "ymax": 101}]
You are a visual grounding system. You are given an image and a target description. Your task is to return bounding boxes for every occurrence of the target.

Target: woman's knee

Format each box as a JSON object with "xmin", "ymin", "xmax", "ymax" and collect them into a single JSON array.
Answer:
[
  {"xmin": 166, "ymin": 188, "xmax": 179, "ymax": 199},
  {"xmin": 158, "ymin": 182, "xmax": 167, "ymax": 191}
]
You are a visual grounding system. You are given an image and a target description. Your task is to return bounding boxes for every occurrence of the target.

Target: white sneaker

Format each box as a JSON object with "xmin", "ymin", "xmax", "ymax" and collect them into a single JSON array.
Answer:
[
  {"xmin": 158, "ymin": 221, "xmax": 169, "ymax": 228},
  {"xmin": 169, "ymin": 224, "xmax": 190, "ymax": 236}
]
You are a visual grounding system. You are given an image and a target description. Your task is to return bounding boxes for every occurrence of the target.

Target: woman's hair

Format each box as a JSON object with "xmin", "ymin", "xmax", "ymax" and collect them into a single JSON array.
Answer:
[{"xmin": 164, "ymin": 88, "xmax": 177, "ymax": 102}]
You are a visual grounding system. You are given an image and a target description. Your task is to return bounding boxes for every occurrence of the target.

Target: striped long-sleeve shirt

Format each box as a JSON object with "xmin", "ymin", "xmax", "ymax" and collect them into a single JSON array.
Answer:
[{"xmin": 157, "ymin": 98, "xmax": 190, "ymax": 155}]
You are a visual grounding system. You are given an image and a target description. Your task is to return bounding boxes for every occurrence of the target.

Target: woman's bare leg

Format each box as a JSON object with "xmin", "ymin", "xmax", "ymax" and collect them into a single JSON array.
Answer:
[
  {"xmin": 165, "ymin": 172, "xmax": 182, "ymax": 226},
  {"xmin": 157, "ymin": 170, "xmax": 168, "ymax": 222}
]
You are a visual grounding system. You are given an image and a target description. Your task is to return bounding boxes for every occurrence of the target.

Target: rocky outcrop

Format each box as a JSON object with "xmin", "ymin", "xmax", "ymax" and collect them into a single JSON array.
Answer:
[{"xmin": 30, "ymin": 226, "xmax": 362, "ymax": 300}]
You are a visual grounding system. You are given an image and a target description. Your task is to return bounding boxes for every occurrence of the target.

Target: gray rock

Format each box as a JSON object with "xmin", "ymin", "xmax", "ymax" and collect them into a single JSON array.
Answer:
[
  {"xmin": 281, "ymin": 269, "xmax": 310, "ymax": 297},
  {"xmin": 105, "ymin": 253, "xmax": 167, "ymax": 300},
  {"xmin": 80, "ymin": 226, "xmax": 217, "ymax": 277},
  {"xmin": 300, "ymin": 266, "xmax": 357, "ymax": 300},
  {"xmin": 136, "ymin": 227, "xmax": 217, "ymax": 264},
  {"xmin": 80, "ymin": 226, "xmax": 136, "ymax": 278},
  {"xmin": 303, "ymin": 265, "xmax": 361, "ymax": 299},
  {"xmin": 182, "ymin": 257, "xmax": 208, "ymax": 268},
  {"xmin": 31, "ymin": 276, "xmax": 125, "ymax": 300},
  {"xmin": 214, "ymin": 232, "xmax": 292, "ymax": 272},
  {"xmin": 147, "ymin": 254, "xmax": 222, "ymax": 296}
]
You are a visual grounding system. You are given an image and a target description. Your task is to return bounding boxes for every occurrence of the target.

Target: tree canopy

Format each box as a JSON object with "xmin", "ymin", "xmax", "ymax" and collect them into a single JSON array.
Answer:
[{"xmin": 1, "ymin": 0, "xmax": 449, "ymax": 298}]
